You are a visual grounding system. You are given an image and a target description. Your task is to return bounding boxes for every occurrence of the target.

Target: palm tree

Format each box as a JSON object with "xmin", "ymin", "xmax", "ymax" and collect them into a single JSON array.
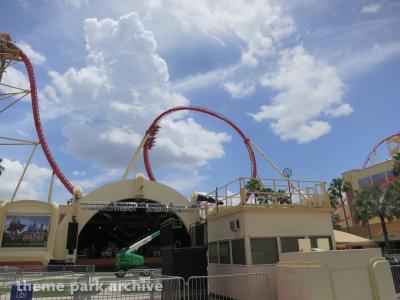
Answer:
[
  {"xmin": 245, "ymin": 179, "xmax": 289, "ymax": 204},
  {"xmin": 393, "ymin": 153, "xmax": 400, "ymax": 177},
  {"xmin": 332, "ymin": 213, "xmax": 342, "ymax": 230},
  {"xmin": 327, "ymin": 188, "xmax": 342, "ymax": 230},
  {"xmin": 328, "ymin": 178, "xmax": 351, "ymax": 232},
  {"xmin": 0, "ymin": 158, "xmax": 5, "ymax": 176},
  {"xmin": 276, "ymin": 190, "xmax": 290, "ymax": 204},
  {"xmin": 245, "ymin": 178, "xmax": 271, "ymax": 204},
  {"xmin": 259, "ymin": 187, "xmax": 275, "ymax": 204},
  {"xmin": 353, "ymin": 183, "xmax": 400, "ymax": 248}
]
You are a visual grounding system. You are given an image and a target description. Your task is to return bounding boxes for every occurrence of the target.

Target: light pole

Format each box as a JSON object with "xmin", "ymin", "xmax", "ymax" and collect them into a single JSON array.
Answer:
[{"xmin": 283, "ymin": 168, "xmax": 293, "ymax": 204}]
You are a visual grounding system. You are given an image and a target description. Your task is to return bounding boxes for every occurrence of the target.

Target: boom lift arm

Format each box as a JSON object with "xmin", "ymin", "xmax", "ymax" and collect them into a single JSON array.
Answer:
[{"xmin": 125, "ymin": 230, "xmax": 160, "ymax": 254}]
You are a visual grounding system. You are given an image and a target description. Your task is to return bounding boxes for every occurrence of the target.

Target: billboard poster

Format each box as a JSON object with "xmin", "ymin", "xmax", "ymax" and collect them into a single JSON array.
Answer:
[{"xmin": 1, "ymin": 215, "xmax": 51, "ymax": 247}]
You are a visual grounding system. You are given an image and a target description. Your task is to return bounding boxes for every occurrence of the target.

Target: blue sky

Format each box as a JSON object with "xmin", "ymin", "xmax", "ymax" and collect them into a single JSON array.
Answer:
[{"xmin": 0, "ymin": 0, "xmax": 399, "ymax": 202}]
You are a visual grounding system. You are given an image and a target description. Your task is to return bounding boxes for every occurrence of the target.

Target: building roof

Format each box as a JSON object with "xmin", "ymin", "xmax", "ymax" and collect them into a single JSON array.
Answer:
[{"xmin": 334, "ymin": 230, "xmax": 376, "ymax": 245}]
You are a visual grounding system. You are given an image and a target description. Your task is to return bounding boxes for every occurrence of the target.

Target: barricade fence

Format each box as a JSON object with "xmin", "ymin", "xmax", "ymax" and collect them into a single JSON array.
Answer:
[
  {"xmin": 0, "ymin": 268, "xmax": 271, "ymax": 300},
  {"xmin": 73, "ymin": 276, "xmax": 185, "ymax": 300},
  {"xmin": 0, "ymin": 265, "xmax": 94, "ymax": 300},
  {"xmin": 187, "ymin": 273, "xmax": 271, "ymax": 300},
  {"xmin": 0, "ymin": 265, "xmax": 95, "ymax": 274},
  {"xmin": 391, "ymin": 265, "xmax": 400, "ymax": 294}
]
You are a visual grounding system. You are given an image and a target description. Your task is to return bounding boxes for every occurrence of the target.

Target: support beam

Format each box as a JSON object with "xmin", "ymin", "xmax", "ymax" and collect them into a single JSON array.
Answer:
[
  {"xmin": 122, "ymin": 133, "xmax": 149, "ymax": 180},
  {"xmin": 11, "ymin": 143, "xmax": 38, "ymax": 201},
  {"xmin": 47, "ymin": 171, "xmax": 55, "ymax": 203},
  {"xmin": 249, "ymin": 139, "xmax": 306, "ymax": 201}
]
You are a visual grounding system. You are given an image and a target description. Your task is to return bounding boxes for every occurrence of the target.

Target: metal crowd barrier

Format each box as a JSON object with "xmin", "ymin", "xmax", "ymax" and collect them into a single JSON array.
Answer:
[
  {"xmin": 0, "ymin": 268, "xmax": 271, "ymax": 300},
  {"xmin": 0, "ymin": 265, "xmax": 95, "ymax": 300},
  {"xmin": 187, "ymin": 273, "xmax": 271, "ymax": 300},
  {"xmin": 391, "ymin": 265, "xmax": 400, "ymax": 294},
  {"xmin": 73, "ymin": 275, "xmax": 185, "ymax": 300}
]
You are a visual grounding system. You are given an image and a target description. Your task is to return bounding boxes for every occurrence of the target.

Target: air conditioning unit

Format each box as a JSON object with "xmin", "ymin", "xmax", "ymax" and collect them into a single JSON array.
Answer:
[{"xmin": 230, "ymin": 219, "xmax": 240, "ymax": 231}]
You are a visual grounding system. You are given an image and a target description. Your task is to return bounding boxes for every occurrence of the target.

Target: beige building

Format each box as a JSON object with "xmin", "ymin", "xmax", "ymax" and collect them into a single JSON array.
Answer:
[
  {"xmin": 207, "ymin": 206, "xmax": 334, "ymax": 299},
  {"xmin": 341, "ymin": 159, "xmax": 400, "ymax": 245},
  {"xmin": 205, "ymin": 178, "xmax": 395, "ymax": 300}
]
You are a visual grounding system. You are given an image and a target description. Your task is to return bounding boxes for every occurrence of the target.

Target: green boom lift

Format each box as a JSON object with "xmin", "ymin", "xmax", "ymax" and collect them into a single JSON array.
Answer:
[{"xmin": 115, "ymin": 221, "xmax": 182, "ymax": 277}]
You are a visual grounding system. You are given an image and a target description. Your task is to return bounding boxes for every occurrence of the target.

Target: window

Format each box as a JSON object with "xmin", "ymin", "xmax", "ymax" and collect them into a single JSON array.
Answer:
[
  {"xmin": 219, "ymin": 241, "xmax": 231, "ymax": 264},
  {"xmin": 280, "ymin": 237, "xmax": 301, "ymax": 253},
  {"xmin": 358, "ymin": 177, "xmax": 371, "ymax": 187},
  {"xmin": 208, "ymin": 242, "xmax": 218, "ymax": 263},
  {"xmin": 231, "ymin": 239, "xmax": 246, "ymax": 265},
  {"xmin": 372, "ymin": 173, "xmax": 386, "ymax": 185},
  {"xmin": 250, "ymin": 238, "xmax": 279, "ymax": 265},
  {"xmin": 387, "ymin": 170, "xmax": 396, "ymax": 183},
  {"xmin": 310, "ymin": 236, "xmax": 332, "ymax": 250}
]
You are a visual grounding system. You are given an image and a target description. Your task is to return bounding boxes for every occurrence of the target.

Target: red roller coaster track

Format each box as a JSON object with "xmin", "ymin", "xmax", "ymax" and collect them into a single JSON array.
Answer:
[
  {"xmin": 362, "ymin": 132, "xmax": 400, "ymax": 168},
  {"xmin": 143, "ymin": 106, "xmax": 258, "ymax": 181},
  {"xmin": 7, "ymin": 41, "xmax": 74, "ymax": 194},
  {"xmin": 6, "ymin": 41, "xmax": 256, "ymax": 192}
]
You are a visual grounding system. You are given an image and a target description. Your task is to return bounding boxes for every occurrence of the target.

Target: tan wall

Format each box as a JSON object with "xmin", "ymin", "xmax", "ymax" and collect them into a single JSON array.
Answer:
[
  {"xmin": 0, "ymin": 200, "xmax": 59, "ymax": 265},
  {"xmin": 208, "ymin": 207, "xmax": 334, "ymax": 243},
  {"xmin": 351, "ymin": 220, "xmax": 400, "ymax": 242},
  {"xmin": 276, "ymin": 249, "xmax": 396, "ymax": 300}
]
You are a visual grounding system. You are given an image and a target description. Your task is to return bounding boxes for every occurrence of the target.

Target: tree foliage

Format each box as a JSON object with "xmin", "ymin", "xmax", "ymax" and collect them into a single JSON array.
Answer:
[
  {"xmin": 332, "ymin": 213, "xmax": 342, "ymax": 230},
  {"xmin": 328, "ymin": 178, "xmax": 351, "ymax": 231},
  {"xmin": 328, "ymin": 178, "xmax": 351, "ymax": 207},
  {"xmin": 393, "ymin": 153, "xmax": 400, "ymax": 177},
  {"xmin": 353, "ymin": 182, "xmax": 400, "ymax": 245},
  {"xmin": 245, "ymin": 178, "xmax": 290, "ymax": 205}
]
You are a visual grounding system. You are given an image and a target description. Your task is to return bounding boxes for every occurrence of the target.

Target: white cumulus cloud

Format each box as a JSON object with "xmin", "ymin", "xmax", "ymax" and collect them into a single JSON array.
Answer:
[
  {"xmin": 40, "ymin": 12, "xmax": 231, "ymax": 183},
  {"xmin": 361, "ymin": 3, "xmax": 381, "ymax": 14},
  {"xmin": 0, "ymin": 159, "xmax": 52, "ymax": 200},
  {"xmin": 223, "ymin": 81, "xmax": 256, "ymax": 99},
  {"xmin": 250, "ymin": 46, "xmax": 351, "ymax": 143},
  {"xmin": 16, "ymin": 41, "xmax": 46, "ymax": 65},
  {"xmin": 0, "ymin": 67, "xmax": 30, "ymax": 92},
  {"xmin": 154, "ymin": 0, "xmax": 295, "ymax": 66}
]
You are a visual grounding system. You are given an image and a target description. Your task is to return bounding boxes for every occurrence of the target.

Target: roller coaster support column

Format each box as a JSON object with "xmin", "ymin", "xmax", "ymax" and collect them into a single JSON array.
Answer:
[
  {"xmin": 11, "ymin": 143, "xmax": 38, "ymax": 201},
  {"xmin": 249, "ymin": 139, "xmax": 306, "ymax": 201},
  {"xmin": 122, "ymin": 133, "xmax": 149, "ymax": 180}
]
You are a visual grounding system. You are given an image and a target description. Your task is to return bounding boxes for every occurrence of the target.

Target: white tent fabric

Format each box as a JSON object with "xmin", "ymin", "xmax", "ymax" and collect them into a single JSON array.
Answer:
[{"xmin": 334, "ymin": 230, "xmax": 375, "ymax": 245}]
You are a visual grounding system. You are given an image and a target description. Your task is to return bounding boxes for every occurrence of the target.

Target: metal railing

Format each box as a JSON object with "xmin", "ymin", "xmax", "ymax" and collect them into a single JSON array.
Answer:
[
  {"xmin": 74, "ymin": 275, "xmax": 185, "ymax": 300},
  {"xmin": 0, "ymin": 264, "xmax": 95, "ymax": 274},
  {"xmin": 187, "ymin": 273, "xmax": 271, "ymax": 300},
  {"xmin": 0, "ymin": 271, "xmax": 81, "ymax": 300},
  {"xmin": 391, "ymin": 265, "xmax": 400, "ymax": 294},
  {"xmin": 203, "ymin": 177, "xmax": 329, "ymax": 214},
  {"xmin": 0, "ymin": 268, "xmax": 271, "ymax": 299},
  {"xmin": 0, "ymin": 265, "xmax": 95, "ymax": 300}
]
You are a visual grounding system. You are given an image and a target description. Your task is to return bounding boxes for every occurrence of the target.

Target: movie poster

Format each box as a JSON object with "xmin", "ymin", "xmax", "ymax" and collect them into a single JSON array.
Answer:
[{"xmin": 1, "ymin": 215, "xmax": 51, "ymax": 247}]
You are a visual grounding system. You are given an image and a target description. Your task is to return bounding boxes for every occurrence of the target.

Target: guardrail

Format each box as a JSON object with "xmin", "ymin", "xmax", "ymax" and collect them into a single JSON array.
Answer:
[{"xmin": 203, "ymin": 177, "xmax": 329, "ymax": 214}]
